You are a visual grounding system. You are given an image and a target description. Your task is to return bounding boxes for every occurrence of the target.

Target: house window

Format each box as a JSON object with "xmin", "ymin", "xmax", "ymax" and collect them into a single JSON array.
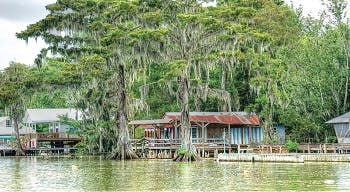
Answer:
[
  {"xmin": 5, "ymin": 120, "xmax": 12, "ymax": 127},
  {"xmin": 191, "ymin": 128, "xmax": 197, "ymax": 139}
]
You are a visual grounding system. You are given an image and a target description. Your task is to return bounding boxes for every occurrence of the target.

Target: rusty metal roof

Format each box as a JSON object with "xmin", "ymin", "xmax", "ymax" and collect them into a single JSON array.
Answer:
[
  {"xmin": 129, "ymin": 119, "xmax": 173, "ymax": 125},
  {"xmin": 163, "ymin": 112, "xmax": 260, "ymax": 126}
]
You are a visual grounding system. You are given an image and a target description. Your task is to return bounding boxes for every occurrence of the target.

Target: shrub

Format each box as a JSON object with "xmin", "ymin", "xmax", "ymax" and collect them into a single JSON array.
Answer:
[{"xmin": 285, "ymin": 140, "xmax": 299, "ymax": 152}]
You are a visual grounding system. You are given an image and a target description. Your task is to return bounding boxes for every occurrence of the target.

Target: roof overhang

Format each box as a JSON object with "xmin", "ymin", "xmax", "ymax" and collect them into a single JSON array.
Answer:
[{"xmin": 129, "ymin": 119, "xmax": 173, "ymax": 126}]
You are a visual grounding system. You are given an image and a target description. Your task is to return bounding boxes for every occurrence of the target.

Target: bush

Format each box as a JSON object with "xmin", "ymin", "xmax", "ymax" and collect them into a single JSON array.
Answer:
[
  {"xmin": 285, "ymin": 140, "xmax": 299, "ymax": 152},
  {"xmin": 177, "ymin": 147, "xmax": 187, "ymax": 155},
  {"xmin": 177, "ymin": 147, "xmax": 192, "ymax": 158},
  {"xmin": 74, "ymin": 141, "xmax": 88, "ymax": 154},
  {"xmin": 327, "ymin": 136, "xmax": 337, "ymax": 143}
]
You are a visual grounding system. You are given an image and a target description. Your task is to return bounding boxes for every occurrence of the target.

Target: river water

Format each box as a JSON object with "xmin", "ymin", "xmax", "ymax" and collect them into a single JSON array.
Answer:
[{"xmin": 1, "ymin": 157, "xmax": 350, "ymax": 191}]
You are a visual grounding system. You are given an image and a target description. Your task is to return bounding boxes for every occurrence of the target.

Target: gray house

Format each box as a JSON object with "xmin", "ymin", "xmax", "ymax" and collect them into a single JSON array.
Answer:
[
  {"xmin": 22, "ymin": 108, "xmax": 81, "ymax": 134},
  {"xmin": 326, "ymin": 112, "xmax": 350, "ymax": 143},
  {"xmin": 0, "ymin": 116, "xmax": 36, "ymax": 145}
]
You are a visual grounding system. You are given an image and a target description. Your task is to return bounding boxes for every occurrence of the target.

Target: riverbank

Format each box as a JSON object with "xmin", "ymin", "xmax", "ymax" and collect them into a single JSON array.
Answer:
[{"xmin": 217, "ymin": 153, "xmax": 350, "ymax": 163}]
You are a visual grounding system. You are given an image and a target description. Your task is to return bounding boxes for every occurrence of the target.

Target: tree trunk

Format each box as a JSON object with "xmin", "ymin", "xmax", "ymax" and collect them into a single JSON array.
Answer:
[
  {"xmin": 173, "ymin": 69, "xmax": 200, "ymax": 161},
  {"xmin": 221, "ymin": 63, "xmax": 228, "ymax": 112},
  {"xmin": 113, "ymin": 62, "xmax": 138, "ymax": 160},
  {"xmin": 99, "ymin": 126, "xmax": 103, "ymax": 153},
  {"xmin": 13, "ymin": 116, "xmax": 25, "ymax": 156},
  {"xmin": 343, "ymin": 43, "xmax": 349, "ymax": 113}
]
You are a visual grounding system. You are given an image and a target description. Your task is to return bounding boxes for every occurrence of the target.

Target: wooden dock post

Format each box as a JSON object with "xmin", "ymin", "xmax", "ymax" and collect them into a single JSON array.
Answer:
[{"xmin": 214, "ymin": 149, "xmax": 218, "ymax": 158}]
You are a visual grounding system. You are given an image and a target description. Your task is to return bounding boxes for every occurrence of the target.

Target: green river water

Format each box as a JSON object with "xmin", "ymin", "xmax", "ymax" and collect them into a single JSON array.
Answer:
[{"xmin": 1, "ymin": 156, "xmax": 350, "ymax": 191}]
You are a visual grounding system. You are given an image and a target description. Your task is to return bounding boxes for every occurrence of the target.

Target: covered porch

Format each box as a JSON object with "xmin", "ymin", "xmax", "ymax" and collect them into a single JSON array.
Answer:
[{"xmin": 128, "ymin": 112, "xmax": 263, "ymax": 158}]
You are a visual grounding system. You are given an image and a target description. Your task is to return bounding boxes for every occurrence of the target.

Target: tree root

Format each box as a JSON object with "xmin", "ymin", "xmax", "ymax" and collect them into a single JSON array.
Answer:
[
  {"xmin": 109, "ymin": 149, "xmax": 139, "ymax": 160},
  {"xmin": 173, "ymin": 147, "xmax": 201, "ymax": 162}
]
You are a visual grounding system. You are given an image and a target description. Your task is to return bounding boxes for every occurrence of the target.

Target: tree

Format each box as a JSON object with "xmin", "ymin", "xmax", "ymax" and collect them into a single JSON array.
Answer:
[
  {"xmin": 0, "ymin": 63, "xmax": 38, "ymax": 155},
  {"xmin": 17, "ymin": 0, "xmax": 159, "ymax": 160}
]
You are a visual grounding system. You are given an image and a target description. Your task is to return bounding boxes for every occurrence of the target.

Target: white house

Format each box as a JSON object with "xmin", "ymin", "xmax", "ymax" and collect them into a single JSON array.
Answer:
[
  {"xmin": 0, "ymin": 116, "xmax": 36, "ymax": 144},
  {"xmin": 22, "ymin": 108, "xmax": 82, "ymax": 134}
]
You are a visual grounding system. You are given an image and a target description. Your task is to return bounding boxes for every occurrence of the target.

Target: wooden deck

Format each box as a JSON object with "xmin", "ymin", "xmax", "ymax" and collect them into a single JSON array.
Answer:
[
  {"xmin": 26, "ymin": 133, "xmax": 81, "ymax": 141},
  {"xmin": 25, "ymin": 148, "xmax": 78, "ymax": 156},
  {"xmin": 131, "ymin": 138, "xmax": 241, "ymax": 159},
  {"xmin": 131, "ymin": 138, "xmax": 350, "ymax": 159}
]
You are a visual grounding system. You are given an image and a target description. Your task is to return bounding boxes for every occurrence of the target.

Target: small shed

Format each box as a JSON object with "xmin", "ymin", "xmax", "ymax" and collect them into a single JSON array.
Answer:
[{"xmin": 326, "ymin": 112, "xmax": 350, "ymax": 143}]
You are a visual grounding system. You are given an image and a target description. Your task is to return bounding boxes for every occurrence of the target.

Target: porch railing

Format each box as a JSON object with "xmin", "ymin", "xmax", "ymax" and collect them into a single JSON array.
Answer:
[
  {"xmin": 25, "ymin": 133, "xmax": 80, "ymax": 139},
  {"xmin": 130, "ymin": 138, "xmax": 227, "ymax": 149}
]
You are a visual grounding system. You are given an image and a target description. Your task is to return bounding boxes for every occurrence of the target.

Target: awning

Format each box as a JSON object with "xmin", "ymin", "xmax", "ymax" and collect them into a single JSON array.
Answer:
[
  {"xmin": 129, "ymin": 119, "xmax": 173, "ymax": 125},
  {"xmin": 0, "ymin": 135, "xmax": 15, "ymax": 139}
]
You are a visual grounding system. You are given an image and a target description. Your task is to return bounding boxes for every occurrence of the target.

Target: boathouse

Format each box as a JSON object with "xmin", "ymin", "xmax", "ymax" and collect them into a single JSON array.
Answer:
[{"xmin": 326, "ymin": 112, "xmax": 350, "ymax": 143}]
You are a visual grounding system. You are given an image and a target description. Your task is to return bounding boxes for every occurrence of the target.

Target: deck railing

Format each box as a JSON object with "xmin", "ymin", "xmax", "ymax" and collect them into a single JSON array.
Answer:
[
  {"xmin": 130, "ymin": 138, "xmax": 228, "ymax": 150},
  {"xmin": 25, "ymin": 133, "xmax": 80, "ymax": 139}
]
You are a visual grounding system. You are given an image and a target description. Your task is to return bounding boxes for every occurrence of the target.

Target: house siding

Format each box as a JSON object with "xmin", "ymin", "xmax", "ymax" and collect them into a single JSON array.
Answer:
[{"xmin": 230, "ymin": 126, "xmax": 263, "ymax": 145}]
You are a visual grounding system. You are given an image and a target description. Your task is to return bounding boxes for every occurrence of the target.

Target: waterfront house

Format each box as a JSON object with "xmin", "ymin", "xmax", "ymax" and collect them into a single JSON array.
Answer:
[
  {"xmin": 22, "ymin": 108, "xmax": 82, "ymax": 150},
  {"xmin": 163, "ymin": 112, "xmax": 262, "ymax": 145},
  {"xmin": 326, "ymin": 112, "xmax": 350, "ymax": 143},
  {"xmin": 0, "ymin": 116, "xmax": 35, "ymax": 145},
  {"xmin": 129, "ymin": 112, "xmax": 286, "ymax": 158},
  {"xmin": 130, "ymin": 112, "xmax": 286, "ymax": 145}
]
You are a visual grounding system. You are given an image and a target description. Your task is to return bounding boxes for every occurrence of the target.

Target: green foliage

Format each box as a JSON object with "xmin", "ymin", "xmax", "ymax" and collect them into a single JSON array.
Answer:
[
  {"xmin": 14, "ymin": 0, "xmax": 350, "ymax": 155},
  {"xmin": 177, "ymin": 147, "xmax": 192, "ymax": 158},
  {"xmin": 327, "ymin": 136, "xmax": 337, "ymax": 143},
  {"xmin": 74, "ymin": 141, "xmax": 88, "ymax": 155},
  {"xmin": 285, "ymin": 140, "xmax": 299, "ymax": 152}
]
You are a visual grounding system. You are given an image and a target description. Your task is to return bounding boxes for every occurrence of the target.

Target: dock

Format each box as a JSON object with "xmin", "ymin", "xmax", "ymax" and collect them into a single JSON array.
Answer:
[
  {"xmin": 0, "ymin": 147, "xmax": 16, "ymax": 156},
  {"xmin": 217, "ymin": 153, "xmax": 304, "ymax": 163},
  {"xmin": 217, "ymin": 153, "xmax": 350, "ymax": 163}
]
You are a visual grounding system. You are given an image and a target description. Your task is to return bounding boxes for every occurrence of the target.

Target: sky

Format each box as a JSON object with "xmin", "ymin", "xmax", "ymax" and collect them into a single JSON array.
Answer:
[{"xmin": 0, "ymin": 0, "xmax": 337, "ymax": 70}]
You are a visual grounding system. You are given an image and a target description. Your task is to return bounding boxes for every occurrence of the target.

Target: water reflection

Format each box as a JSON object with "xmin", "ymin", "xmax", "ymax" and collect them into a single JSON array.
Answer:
[{"xmin": 0, "ymin": 157, "xmax": 350, "ymax": 191}]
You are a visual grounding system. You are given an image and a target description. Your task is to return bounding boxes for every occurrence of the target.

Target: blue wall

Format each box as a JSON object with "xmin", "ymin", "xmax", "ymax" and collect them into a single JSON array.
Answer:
[
  {"xmin": 230, "ymin": 126, "xmax": 263, "ymax": 144},
  {"xmin": 230, "ymin": 125, "xmax": 285, "ymax": 145},
  {"xmin": 274, "ymin": 125, "xmax": 285, "ymax": 144}
]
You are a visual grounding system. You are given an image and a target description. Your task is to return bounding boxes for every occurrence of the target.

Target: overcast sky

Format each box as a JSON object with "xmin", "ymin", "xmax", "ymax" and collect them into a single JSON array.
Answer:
[{"xmin": 0, "ymin": 0, "xmax": 341, "ymax": 70}]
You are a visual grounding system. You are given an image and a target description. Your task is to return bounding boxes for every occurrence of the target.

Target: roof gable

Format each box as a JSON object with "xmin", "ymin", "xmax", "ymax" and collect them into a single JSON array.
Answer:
[
  {"xmin": 23, "ymin": 108, "xmax": 81, "ymax": 123},
  {"xmin": 326, "ymin": 112, "xmax": 350, "ymax": 124}
]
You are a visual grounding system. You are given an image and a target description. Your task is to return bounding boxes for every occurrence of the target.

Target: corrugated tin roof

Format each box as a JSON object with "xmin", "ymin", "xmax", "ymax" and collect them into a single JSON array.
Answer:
[
  {"xmin": 163, "ymin": 112, "xmax": 260, "ymax": 126},
  {"xmin": 326, "ymin": 112, "xmax": 350, "ymax": 124},
  {"xmin": 129, "ymin": 119, "xmax": 172, "ymax": 125},
  {"xmin": 24, "ymin": 108, "xmax": 82, "ymax": 123}
]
